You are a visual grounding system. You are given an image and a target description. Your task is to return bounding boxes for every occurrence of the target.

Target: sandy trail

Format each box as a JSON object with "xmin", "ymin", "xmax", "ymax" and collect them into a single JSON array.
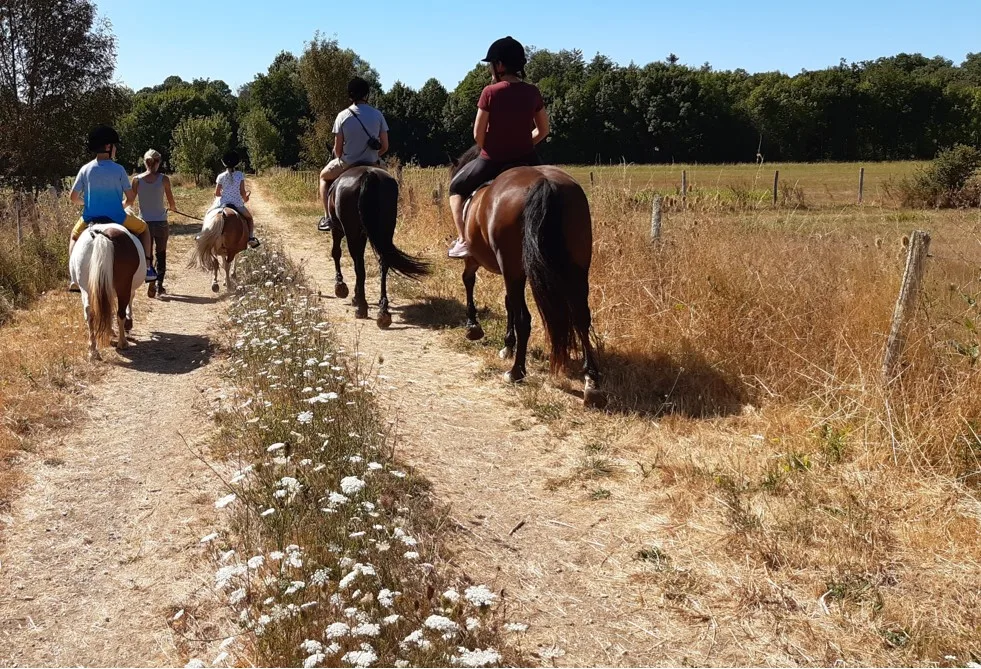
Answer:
[
  {"xmin": 0, "ymin": 232, "xmax": 229, "ymax": 667},
  {"xmin": 250, "ymin": 184, "xmax": 708, "ymax": 667}
]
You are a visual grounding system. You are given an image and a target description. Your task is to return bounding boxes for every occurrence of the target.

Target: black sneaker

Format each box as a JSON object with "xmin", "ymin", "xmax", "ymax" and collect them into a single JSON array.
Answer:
[
  {"xmin": 248, "ymin": 237, "xmax": 261, "ymax": 249},
  {"xmin": 157, "ymin": 284, "xmax": 166, "ymax": 295},
  {"xmin": 317, "ymin": 216, "xmax": 331, "ymax": 232}
]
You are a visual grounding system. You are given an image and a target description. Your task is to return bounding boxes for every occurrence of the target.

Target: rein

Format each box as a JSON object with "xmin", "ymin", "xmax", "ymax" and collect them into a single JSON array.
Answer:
[{"xmin": 169, "ymin": 208, "xmax": 204, "ymax": 221}]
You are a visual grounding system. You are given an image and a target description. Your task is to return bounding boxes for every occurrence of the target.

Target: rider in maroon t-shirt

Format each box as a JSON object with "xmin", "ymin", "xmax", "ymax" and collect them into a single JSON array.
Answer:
[{"xmin": 448, "ymin": 36, "xmax": 550, "ymax": 258}]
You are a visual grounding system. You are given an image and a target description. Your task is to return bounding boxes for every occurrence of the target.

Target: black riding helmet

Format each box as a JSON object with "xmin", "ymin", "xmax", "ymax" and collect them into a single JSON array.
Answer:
[
  {"xmin": 87, "ymin": 125, "xmax": 120, "ymax": 153},
  {"xmin": 221, "ymin": 150, "xmax": 240, "ymax": 168},
  {"xmin": 482, "ymin": 36, "xmax": 527, "ymax": 71}
]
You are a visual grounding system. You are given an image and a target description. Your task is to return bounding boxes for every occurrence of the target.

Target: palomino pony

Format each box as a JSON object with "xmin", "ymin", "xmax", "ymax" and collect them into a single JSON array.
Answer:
[
  {"xmin": 191, "ymin": 206, "xmax": 249, "ymax": 292},
  {"xmin": 326, "ymin": 165, "xmax": 428, "ymax": 327},
  {"xmin": 450, "ymin": 147, "xmax": 604, "ymax": 408},
  {"xmin": 68, "ymin": 223, "xmax": 146, "ymax": 361}
]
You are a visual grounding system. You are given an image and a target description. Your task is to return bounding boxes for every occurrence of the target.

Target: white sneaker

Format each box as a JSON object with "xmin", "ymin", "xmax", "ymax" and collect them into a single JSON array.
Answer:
[{"xmin": 447, "ymin": 239, "xmax": 470, "ymax": 259}]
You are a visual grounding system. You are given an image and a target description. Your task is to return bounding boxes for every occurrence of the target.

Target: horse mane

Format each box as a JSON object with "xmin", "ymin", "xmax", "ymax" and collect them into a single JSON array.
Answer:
[{"xmin": 449, "ymin": 145, "xmax": 482, "ymax": 178}]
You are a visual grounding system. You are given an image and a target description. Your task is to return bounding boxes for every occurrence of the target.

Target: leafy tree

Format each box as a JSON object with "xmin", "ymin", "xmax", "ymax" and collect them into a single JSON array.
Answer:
[
  {"xmin": 0, "ymin": 0, "xmax": 125, "ymax": 189},
  {"xmin": 239, "ymin": 107, "xmax": 281, "ymax": 173},
  {"xmin": 239, "ymin": 51, "xmax": 310, "ymax": 166},
  {"xmin": 172, "ymin": 115, "xmax": 224, "ymax": 184}
]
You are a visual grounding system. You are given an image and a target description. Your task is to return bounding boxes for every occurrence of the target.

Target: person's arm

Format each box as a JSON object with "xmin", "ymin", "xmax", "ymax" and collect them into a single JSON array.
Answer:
[
  {"xmin": 473, "ymin": 108, "xmax": 490, "ymax": 149},
  {"xmin": 333, "ymin": 134, "xmax": 344, "ymax": 159},
  {"xmin": 131, "ymin": 175, "xmax": 140, "ymax": 196},
  {"xmin": 70, "ymin": 168, "xmax": 85, "ymax": 206},
  {"xmin": 378, "ymin": 130, "xmax": 389, "ymax": 157},
  {"xmin": 532, "ymin": 107, "xmax": 550, "ymax": 145},
  {"xmin": 239, "ymin": 178, "xmax": 249, "ymax": 203},
  {"xmin": 163, "ymin": 175, "xmax": 177, "ymax": 211},
  {"xmin": 122, "ymin": 170, "xmax": 136, "ymax": 206},
  {"xmin": 215, "ymin": 181, "xmax": 223, "ymax": 198},
  {"xmin": 123, "ymin": 187, "xmax": 137, "ymax": 207}
]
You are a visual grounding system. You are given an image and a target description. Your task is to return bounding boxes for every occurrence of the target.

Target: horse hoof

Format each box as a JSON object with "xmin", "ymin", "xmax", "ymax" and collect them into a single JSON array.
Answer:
[
  {"xmin": 89, "ymin": 350, "xmax": 101, "ymax": 362},
  {"xmin": 583, "ymin": 387, "xmax": 607, "ymax": 410},
  {"xmin": 335, "ymin": 283, "xmax": 349, "ymax": 299},
  {"xmin": 498, "ymin": 345, "xmax": 514, "ymax": 359},
  {"xmin": 377, "ymin": 312, "xmax": 392, "ymax": 329},
  {"xmin": 211, "ymin": 282, "xmax": 220, "ymax": 293},
  {"xmin": 147, "ymin": 283, "xmax": 156, "ymax": 299},
  {"xmin": 465, "ymin": 324, "xmax": 484, "ymax": 341},
  {"xmin": 355, "ymin": 306, "xmax": 369, "ymax": 319},
  {"xmin": 504, "ymin": 370, "xmax": 525, "ymax": 384}
]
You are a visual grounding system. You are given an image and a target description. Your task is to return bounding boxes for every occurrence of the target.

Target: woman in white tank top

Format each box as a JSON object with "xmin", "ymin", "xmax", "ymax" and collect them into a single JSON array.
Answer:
[
  {"xmin": 132, "ymin": 149, "xmax": 177, "ymax": 294},
  {"xmin": 215, "ymin": 150, "xmax": 259, "ymax": 248}
]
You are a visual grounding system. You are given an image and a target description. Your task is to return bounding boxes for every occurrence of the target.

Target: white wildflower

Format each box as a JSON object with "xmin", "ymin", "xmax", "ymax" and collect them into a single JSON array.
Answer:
[
  {"xmin": 353, "ymin": 622, "xmax": 381, "ymax": 637},
  {"xmin": 220, "ymin": 549, "xmax": 236, "ymax": 563},
  {"xmin": 200, "ymin": 532, "xmax": 219, "ymax": 544},
  {"xmin": 404, "ymin": 551, "xmax": 419, "ymax": 560},
  {"xmin": 229, "ymin": 588, "xmax": 246, "ymax": 605},
  {"xmin": 402, "ymin": 629, "xmax": 431, "ymax": 650},
  {"xmin": 452, "ymin": 648, "xmax": 502, "ymax": 667},
  {"xmin": 395, "ymin": 662, "xmax": 409, "ymax": 668},
  {"xmin": 285, "ymin": 581, "xmax": 306, "ymax": 595},
  {"xmin": 184, "ymin": 660, "xmax": 205, "ymax": 668},
  {"xmin": 301, "ymin": 639, "xmax": 324, "ymax": 655},
  {"xmin": 504, "ymin": 622, "xmax": 529, "ymax": 633},
  {"xmin": 464, "ymin": 585, "xmax": 497, "ymax": 607},
  {"xmin": 219, "ymin": 637, "xmax": 235, "ymax": 650},
  {"xmin": 383, "ymin": 614, "xmax": 400, "ymax": 625},
  {"xmin": 269, "ymin": 551, "xmax": 285, "ymax": 561},
  {"xmin": 260, "ymin": 508, "xmax": 276, "ymax": 517},
  {"xmin": 247, "ymin": 555, "xmax": 264, "ymax": 569},
  {"xmin": 367, "ymin": 462, "xmax": 383, "ymax": 470},
  {"xmin": 213, "ymin": 652, "xmax": 229, "ymax": 665},
  {"xmin": 377, "ymin": 588, "xmax": 398, "ymax": 608},
  {"xmin": 297, "ymin": 411, "xmax": 314, "ymax": 424},
  {"xmin": 328, "ymin": 492, "xmax": 349, "ymax": 506},
  {"xmin": 267, "ymin": 442, "xmax": 285, "ymax": 452},
  {"xmin": 325, "ymin": 622, "xmax": 350, "ymax": 639},
  {"xmin": 173, "ymin": 609, "xmax": 185, "ymax": 621},
  {"xmin": 342, "ymin": 646, "xmax": 377, "ymax": 667},
  {"xmin": 340, "ymin": 476, "xmax": 366, "ymax": 496},
  {"xmin": 304, "ymin": 653, "xmax": 326, "ymax": 668},
  {"xmin": 424, "ymin": 614, "xmax": 459, "ymax": 635},
  {"xmin": 390, "ymin": 470, "xmax": 406, "ymax": 478},
  {"xmin": 215, "ymin": 564, "xmax": 246, "ymax": 589},
  {"xmin": 443, "ymin": 589, "xmax": 460, "ymax": 602},
  {"xmin": 310, "ymin": 568, "xmax": 330, "ymax": 586},
  {"xmin": 215, "ymin": 493, "xmax": 237, "ymax": 509},
  {"xmin": 466, "ymin": 617, "xmax": 480, "ymax": 630}
]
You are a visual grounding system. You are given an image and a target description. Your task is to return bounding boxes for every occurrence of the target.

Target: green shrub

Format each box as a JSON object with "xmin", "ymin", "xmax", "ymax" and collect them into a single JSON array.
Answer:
[{"xmin": 900, "ymin": 144, "xmax": 981, "ymax": 208}]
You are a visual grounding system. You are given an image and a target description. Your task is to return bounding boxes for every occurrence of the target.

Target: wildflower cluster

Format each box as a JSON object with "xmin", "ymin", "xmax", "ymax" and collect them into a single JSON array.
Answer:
[{"xmin": 195, "ymin": 249, "xmax": 515, "ymax": 667}]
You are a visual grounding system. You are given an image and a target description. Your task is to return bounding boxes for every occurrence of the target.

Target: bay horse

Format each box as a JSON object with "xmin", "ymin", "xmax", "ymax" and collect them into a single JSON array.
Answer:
[
  {"xmin": 450, "ymin": 147, "xmax": 604, "ymax": 408},
  {"xmin": 68, "ymin": 223, "xmax": 145, "ymax": 361},
  {"xmin": 191, "ymin": 206, "xmax": 249, "ymax": 292},
  {"xmin": 326, "ymin": 165, "xmax": 428, "ymax": 328}
]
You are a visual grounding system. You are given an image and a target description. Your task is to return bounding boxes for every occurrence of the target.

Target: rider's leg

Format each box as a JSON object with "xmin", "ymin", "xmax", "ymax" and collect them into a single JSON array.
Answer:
[
  {"xmin": 243, "ymin": 206, "xmax": 260, "ymax": 247},
  {"xmin": 450, "ymin": 194, "xmax": 465, "ymax": 241},
  {"xmin": 67, "ymin": 219, "xmax": 86, "ymax": 290}
]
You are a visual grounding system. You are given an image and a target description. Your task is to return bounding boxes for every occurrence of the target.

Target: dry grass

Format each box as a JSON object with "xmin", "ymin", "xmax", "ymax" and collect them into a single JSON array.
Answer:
[{"xmin": 263, "ymin": 164, "xmax": 981, "ymax": 666}]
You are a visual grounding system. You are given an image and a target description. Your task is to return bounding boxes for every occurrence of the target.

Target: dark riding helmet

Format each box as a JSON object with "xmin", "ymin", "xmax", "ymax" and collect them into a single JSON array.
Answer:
[
  {"xmin": 221, "ymin": 150, "xmax": 240, "ymax": 168},
  {"xmin": 87, "ymin": 125, "xmax": 121, "ymax": 152},
  {"xmin": 347, "ymin": 77, "xmax": 371, "ymax": 101},
  {"xmin": 482, "ymin": 36, "xmax": 527, "ymax": 70}
]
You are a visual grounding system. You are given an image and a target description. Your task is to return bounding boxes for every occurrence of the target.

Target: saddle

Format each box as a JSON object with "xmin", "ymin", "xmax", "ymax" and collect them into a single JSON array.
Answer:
[
  {"xmin": 320, "ymin": 162, "xmax": 384, "ymax": 232},
  {"xmin": 462, "ymin": 182, "xmax": 493, "ymax": 223}
]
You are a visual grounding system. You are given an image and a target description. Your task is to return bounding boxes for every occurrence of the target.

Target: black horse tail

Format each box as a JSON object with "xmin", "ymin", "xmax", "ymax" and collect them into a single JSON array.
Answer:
[
  {"xmin": 523, "ymin": 178, "xmax": 581, "ymax": 373},
  {"xmin": 358, "ymin": 170, "xmax": 429, "ymax": 279}
]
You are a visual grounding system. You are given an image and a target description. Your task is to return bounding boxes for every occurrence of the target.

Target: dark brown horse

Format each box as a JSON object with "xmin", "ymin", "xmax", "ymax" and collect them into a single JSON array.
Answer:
[
  {"xmin": 327, "ymin": 165, "xmax": 428, "ymax": 327},
  {"xmin": 451, "ymin": 147, "xmax": 604, "ymax": 407},
  {"xmin": 68, "ymin": 223, "xmax": 144, "ymax": 360},
  {"xmin": 191, "ymin": 206, "xmax": 249, "ymax": 292}
]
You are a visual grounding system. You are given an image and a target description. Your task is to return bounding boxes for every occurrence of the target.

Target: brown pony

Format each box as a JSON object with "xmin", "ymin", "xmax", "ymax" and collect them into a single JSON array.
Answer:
[
  {"xmin": 451, "ymin": 146, "xmax": 603, "ymax": 407},
  {"xmin": 68, "ymin": 223, "xmax": 145, "ymax": 360},
  {"xmin": 327, "ymin": 165, "xmax": 428, "ymax": 327},
  {"xmin": 191, "ymin": 206, "xmax": 249, "ymax": 292}
]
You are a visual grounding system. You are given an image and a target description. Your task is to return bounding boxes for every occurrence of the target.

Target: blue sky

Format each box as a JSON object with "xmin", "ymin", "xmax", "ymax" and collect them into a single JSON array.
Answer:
[{"xmin": 98, "ymin": 0, "xmax": 981, "ymax": 93}]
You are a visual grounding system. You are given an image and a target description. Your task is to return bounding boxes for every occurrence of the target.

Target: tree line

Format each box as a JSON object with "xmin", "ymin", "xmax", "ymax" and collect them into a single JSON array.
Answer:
[{"xmin": 4, "ymin": 0, "xmax": 981, "ymax": 189}]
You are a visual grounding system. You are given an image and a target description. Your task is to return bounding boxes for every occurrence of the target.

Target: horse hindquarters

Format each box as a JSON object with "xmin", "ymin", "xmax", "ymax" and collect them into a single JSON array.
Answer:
[{"xmin": 522, "ymin": 179, "xmax": 604, "ymax": 406}]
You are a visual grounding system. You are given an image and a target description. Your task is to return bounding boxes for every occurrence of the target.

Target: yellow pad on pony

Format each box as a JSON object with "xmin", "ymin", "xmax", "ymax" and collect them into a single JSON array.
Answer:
[{"xmin": 71, "ymin": 214, "xmax": 147, "ymax": 241}]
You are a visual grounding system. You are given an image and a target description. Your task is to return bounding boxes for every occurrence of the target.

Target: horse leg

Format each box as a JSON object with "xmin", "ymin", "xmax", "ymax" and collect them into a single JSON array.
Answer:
[
  {"xmin": 376, "ymin": 260, "xmax": 392, "ymax": 329},
  {"xmin": 85, "ymin": 304, "xmax": 101, "ymax": 361},
  {"xmin": 116, "ymin": 293, "xmax": 130, "ymax": 350},
  {"xmin": 569, "ymin": 265, "xmax": 605, "ymax": 408},
  {"xmin": 224, "ymin": 253, "xmax": 235, "ymax": 289},
  {"xmin": 499, "ymin": 290, "xmax": 515, "ymax": 359},
  {"xmin": 349, "ymin": 237, "xmax": 369, "ymax": 319},
  {"xmin": 463, "ymin": 259, "xmax": 483, "ymax": 341},
  {"xmin": 332, "ymin": 227, "xmax": 349, "ymax": 299},
  {"xmin": 124, "ymin": 301, "xmax": 133, "ymax": 333},
  {"xmin": 504, "ymin": 275, "xmax": 531, "ymax": 383},
  {"xmin": 211, "ymin": 255, "xmax": 220, "ymax": 293}
]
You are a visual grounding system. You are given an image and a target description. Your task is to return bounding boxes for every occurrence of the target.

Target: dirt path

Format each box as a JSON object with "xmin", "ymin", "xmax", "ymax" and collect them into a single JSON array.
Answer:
[
  {"xmin": 250, "ymin": 184, "xmax": 708, "ymax": 667},
  {"xmin": 0, "ymin": 233, "xmax": 228, "ymax": 667}
]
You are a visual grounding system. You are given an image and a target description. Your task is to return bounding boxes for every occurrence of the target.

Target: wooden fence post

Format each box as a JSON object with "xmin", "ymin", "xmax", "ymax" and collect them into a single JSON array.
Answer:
[
  {"xmin": 772, "ymin": 170, "xmax": 780, "ymax": 206},
  {"xmin": 858, "ymin": 167, "xmax": 865, "ymax": 204},
  {"xmin": 882, "ymin": 230, "xmax": 931, "ymax": 383},
  {"xmin": 14, "ymin": 194, "xmax": 23, "ymax": 247},
  {"xmin": 681, "ymin": 170, "xmax": 688, "ymax": 204},
  {"xmin": 650, "ymin": 194, "xmax": 663, "ymax": 244},
  {"xmin": 589, "ymin": 171, "xmax": 594, "ymax": 188}
]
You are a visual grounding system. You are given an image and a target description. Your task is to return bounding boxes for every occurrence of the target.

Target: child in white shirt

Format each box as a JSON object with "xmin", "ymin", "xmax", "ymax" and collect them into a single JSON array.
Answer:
[{"xmin": 215, "ymin": 150, "xmax": 259, "ymax": 248}]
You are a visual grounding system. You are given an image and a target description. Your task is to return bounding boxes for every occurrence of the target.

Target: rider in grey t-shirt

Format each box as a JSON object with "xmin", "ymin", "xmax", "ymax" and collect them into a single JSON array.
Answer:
[{"xmin": 333, "ymin": 103, "xmax": 389, "ymax": 165}]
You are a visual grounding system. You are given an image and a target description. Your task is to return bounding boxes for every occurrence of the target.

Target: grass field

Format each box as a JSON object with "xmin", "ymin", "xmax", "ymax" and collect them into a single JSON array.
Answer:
[{"xmin": 263, "ymin": 160, "xmax": 981, "ymax": 666}]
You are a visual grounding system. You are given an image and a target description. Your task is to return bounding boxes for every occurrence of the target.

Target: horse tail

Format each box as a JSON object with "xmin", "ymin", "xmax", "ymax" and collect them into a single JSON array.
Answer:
[
  {"xmin": 191, "ymin": 209, "xmax": 224, "ymax": 272},
  {"xmin": 87, "ymin": 229, "xmax": 115, "ymax": 346},
  {"xmin": 358, "ymin": 170, "xmax": 429, "ymax": 278},
  {"xmin": 522, "ymin": 178, "xmax": 581, "ymax": 373}
]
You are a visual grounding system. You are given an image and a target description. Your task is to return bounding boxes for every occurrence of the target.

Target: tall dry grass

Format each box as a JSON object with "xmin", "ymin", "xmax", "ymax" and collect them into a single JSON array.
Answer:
[{"xmin": 263, "ymin": 166, "xmax": 981, "ymax": 664}]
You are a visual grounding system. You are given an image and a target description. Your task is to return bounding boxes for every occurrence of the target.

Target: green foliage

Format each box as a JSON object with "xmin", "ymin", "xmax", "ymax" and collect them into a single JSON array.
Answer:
[
  {"xmin": 171, "ymin": 115, "xmax": 225, "ymax": 184},
  {"xmin": 239, "ymin": 108, "xmax": 281, "ymax": 173},
  {"xmin": 238, "ymin": 51, "xmax": 311, "ymax": 167},
  {"xmin": 0, "ymin": 0, "xmax": 125, "ymax": 189},
  {"xmin": 899, "ymin": 144, "xmax": 981, "ymax": 207}
]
